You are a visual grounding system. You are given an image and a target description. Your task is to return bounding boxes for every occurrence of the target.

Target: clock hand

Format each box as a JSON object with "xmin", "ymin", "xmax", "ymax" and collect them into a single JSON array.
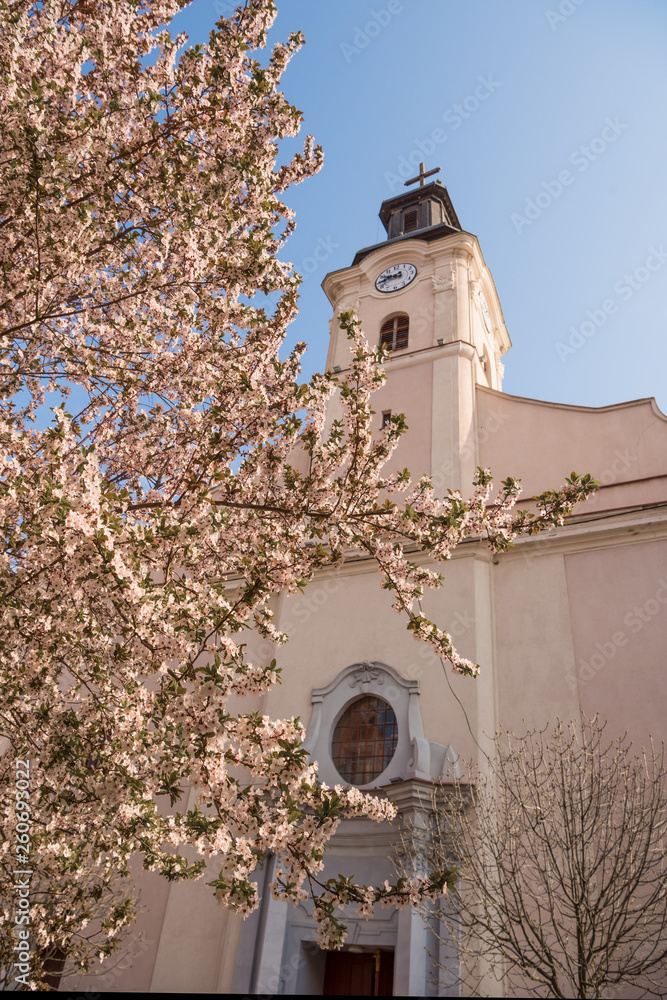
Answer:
[{"xmin": 378, "ymin": 271, "xmax": 402, "ymax": 284}]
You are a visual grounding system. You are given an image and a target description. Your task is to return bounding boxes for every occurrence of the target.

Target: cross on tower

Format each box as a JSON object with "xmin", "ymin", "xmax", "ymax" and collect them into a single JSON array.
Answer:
[{"xmin": 404, "ymin": 162, "xmax": 441, "ymax": 188}]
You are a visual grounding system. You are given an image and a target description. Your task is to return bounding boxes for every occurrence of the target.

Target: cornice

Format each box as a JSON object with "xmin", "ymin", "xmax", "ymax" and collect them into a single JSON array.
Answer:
[
  {"xmin": 321, "ymin": 231, "xmax": 481, "ymax": 306},
  {"xmin": 384, "ymin": 777, "xmax": 465, "ymax": 815},
  {"xmin": 219, "ymin": 509, "xmax": 667, "ymax": 594},
  {"xmin": 477, "ymin": 384, "xmax": 667, "ymax": 422},
  {"xmin": 358, "ymin": 239, "xmax": 436, "ymax": 283},
  {"xmin": 311, "ymin": 660, "xmax": 419, "ymax": 700},
  {"xmin": 327, "ymin": 338, "xmax": 478, "ymax": 376},
  {"xmin": 499, "ymin": 505, "xmax": 667, "ymax": 561}
]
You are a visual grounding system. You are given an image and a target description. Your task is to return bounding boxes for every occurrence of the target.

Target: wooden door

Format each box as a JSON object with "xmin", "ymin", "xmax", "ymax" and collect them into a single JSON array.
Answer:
[{"xmin": 322, "ymin": 949, "xmax": 394, "ymax": 996}]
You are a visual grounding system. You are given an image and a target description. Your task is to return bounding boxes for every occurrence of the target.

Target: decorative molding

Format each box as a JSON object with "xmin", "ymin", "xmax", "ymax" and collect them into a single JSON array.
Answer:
[
  {"xmin": 385, "ymin": 777, "xmax": 465, "ymax": 815},
  {"xmin": 349, "ymin": 660, "xmax": 384, "ymax": 689},
  {"xmin": 450, "ymin": 245, "xmax": 476, "ymax": 263},
  {"xmin": 311, "ymin": 660, "xmax": 419, "ymax": 701},
  {"xmin": 355, "ymin": 238, "xmax": 433, "ymax": 284},
  {"xmin": 339, "ymin": 297, "xmax": 360, "ymax": 315},
  {"xmin": 431, "ymin": 272, "xmax": 456, "ymax": 293},
  {"xmin": 305, "ymin": 661, "xmax": 460, "ymax": 790},
  {"xmin": 378, "ymin": 340, "xmax": 477, "ymax": 377},
  {"xmin": 305, "ymin": 661, "xmax": 422, "ymax": 789},
  {"xmin": 406, "ymin": 739, "xmax": 460, "ymax": 783}
]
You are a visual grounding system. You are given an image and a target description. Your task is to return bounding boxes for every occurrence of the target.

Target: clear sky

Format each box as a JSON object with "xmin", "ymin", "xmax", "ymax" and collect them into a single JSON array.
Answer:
[{"xmin": 170, "ymin": 0, "xmax": 667, "ymax": 413}]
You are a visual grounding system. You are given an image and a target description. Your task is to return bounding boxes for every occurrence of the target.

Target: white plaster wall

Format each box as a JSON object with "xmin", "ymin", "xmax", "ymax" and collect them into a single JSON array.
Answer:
[
  {"xmin": 477, "ymin": 386, "xmax": 667, "ymax": 510},
  {"xmin": 267, "ymin": 552, "xmax": 484, "ymax": 769},
  {"xmin": 493, "ymin": 548, "xmax": 581, "ymax": 733},
  {"xmin": 564, "ymin": 537, "xmax": 667, "ymax": 746}
]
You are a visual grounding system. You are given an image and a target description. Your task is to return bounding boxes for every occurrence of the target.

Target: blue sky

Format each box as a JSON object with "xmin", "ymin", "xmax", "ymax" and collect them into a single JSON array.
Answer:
[{"xmin": 170, "ymin": 0, "xmax": 667, "ymax": 412}]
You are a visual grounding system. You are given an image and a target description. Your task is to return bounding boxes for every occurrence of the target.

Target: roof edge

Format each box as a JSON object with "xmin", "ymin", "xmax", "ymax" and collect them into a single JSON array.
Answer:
[{"xmin": 477, "ymin": 384, "xmax": 667, "ymax": 422}]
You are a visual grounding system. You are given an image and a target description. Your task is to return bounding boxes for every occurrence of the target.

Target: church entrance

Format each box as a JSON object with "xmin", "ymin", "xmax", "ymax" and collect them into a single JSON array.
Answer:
[{"xmin": 322, "ymin": 948, "xmax": 394, "ymax": 996}]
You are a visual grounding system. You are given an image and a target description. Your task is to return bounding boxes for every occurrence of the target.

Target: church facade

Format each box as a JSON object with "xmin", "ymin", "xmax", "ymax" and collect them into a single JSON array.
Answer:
[{"xmin": 78, "ymin": 171, "xmax": 667, "ymax": 995}]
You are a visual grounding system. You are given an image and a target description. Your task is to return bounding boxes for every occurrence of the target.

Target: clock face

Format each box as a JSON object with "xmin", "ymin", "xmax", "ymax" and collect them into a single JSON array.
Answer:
[
  {"xmin": 479, "ymin": 291, "xmax": 492, "ymax": 333},
  {"xmin": 375, "ymin": 263, "xmax": 417, "ymax": 294}
]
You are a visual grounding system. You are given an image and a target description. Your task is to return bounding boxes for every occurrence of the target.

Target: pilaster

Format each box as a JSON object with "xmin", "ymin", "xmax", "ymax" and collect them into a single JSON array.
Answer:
[
  {"xmin": 471, "ymin": 550, "xmax": 498, "ymax": 769},
  {"xmin": 430, "ymin": 342, "xmax": 479, "ymax": 493},
  {"xmin": 394, "ymin": 905, "xmax": 430, "ymax": 995}
]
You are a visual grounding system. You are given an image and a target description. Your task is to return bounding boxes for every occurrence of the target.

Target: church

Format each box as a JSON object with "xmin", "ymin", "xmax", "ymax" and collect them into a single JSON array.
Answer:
[{"xmin": 77, "ymin": 167, "xmax": 667, "ymax": 995}]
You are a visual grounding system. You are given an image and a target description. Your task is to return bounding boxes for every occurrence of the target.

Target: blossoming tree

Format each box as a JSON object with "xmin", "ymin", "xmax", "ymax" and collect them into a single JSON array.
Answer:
[{"xmin": 0, "ymin": 0, "xmax": 597, "ymax": 987}]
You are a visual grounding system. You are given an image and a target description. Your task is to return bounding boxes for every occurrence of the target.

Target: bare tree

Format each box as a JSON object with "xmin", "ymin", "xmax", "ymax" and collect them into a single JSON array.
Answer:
[{"xmin": 397, "ymin": 719, "xmax": 667, "ymax": 999}]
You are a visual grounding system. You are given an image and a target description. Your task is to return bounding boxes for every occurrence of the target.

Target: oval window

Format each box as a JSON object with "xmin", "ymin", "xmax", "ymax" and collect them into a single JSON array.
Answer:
[{"xmin": 331, "ymin": 696, "xmax": 398, "ymax": 785}]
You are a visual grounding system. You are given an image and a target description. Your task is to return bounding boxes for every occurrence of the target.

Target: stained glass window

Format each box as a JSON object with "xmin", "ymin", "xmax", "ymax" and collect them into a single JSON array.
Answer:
[{"xmin": 331, "ymin": 696, "xmax": 398, "ymax": 786}]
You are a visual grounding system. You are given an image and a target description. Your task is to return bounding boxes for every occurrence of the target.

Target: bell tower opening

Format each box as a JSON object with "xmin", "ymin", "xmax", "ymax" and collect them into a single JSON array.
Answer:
[{"xmin": 375, "ymin": 161, "xmax": 462, "ymax": 247}]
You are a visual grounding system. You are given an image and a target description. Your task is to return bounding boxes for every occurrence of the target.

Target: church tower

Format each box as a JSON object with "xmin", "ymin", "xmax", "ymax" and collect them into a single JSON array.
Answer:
[{"xmin": 322, "ymin": 163, "xmax": 511, "ymax": 492}]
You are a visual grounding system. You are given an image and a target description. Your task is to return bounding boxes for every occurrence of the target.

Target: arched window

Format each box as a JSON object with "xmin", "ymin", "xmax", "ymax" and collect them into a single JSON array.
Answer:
[
  {"xmin": 331, "ymin": 695, "xmax": 398, "ymax": 786},
  {"xmin": 380, "ymin": 314, "xmax": 409, "ymax": 352}
]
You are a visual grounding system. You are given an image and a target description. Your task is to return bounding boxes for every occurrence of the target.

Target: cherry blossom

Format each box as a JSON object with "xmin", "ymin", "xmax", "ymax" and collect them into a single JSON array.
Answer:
[{"xmin": 0, "ymin": 0, "xmax": 598, "ymax": 986}]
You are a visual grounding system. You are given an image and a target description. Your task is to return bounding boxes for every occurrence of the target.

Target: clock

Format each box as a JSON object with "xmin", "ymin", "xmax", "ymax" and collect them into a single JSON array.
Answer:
[
  {"xmin": 375, "ymin": 262, "xmax": 417, "ymax": 293},
  {"xmin": 478, "ymin": 290, "xmax": 493, "ymax": 333}
]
